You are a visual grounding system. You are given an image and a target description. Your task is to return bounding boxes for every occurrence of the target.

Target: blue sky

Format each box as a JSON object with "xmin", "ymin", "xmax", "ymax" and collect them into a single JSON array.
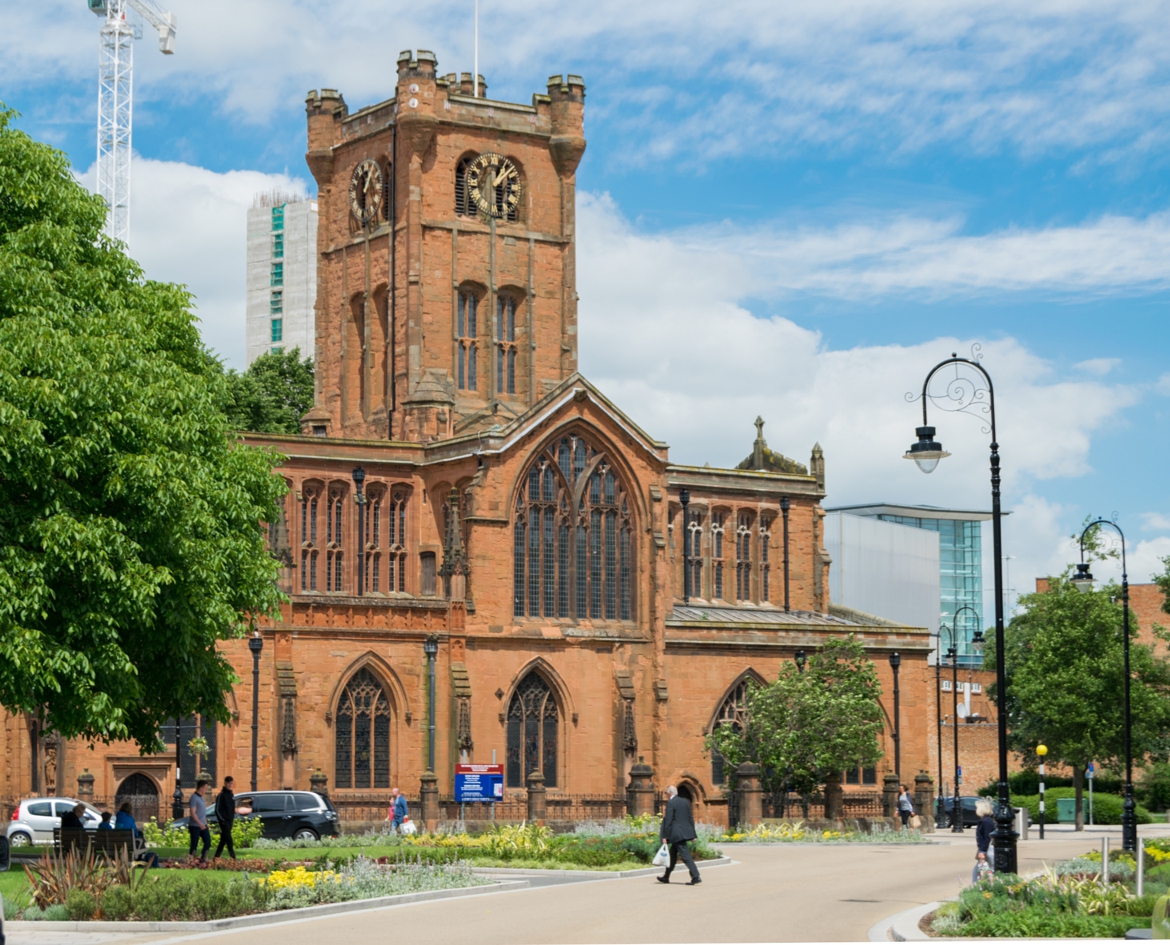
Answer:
[{"xmin": 3, "ymin": 0, "xmax": 1169, "ymax": 604}]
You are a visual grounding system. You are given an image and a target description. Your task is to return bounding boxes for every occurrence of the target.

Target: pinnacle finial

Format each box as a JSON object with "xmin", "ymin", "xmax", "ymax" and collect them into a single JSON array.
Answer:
[{"xmin": 754, "ymin": 416, "xmax": 765, "ymax": 440}]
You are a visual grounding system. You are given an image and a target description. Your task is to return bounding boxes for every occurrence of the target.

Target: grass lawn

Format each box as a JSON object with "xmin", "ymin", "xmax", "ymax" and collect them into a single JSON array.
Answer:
[{"xmin": 0, "ymin": 869, "xmax": 32, "ymax": 907}]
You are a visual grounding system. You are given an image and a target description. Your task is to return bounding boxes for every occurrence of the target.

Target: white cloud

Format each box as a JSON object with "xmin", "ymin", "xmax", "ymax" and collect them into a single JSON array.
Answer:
[
  {"xmin": 78, "ymin": 156, "xmax": 307, "ymax": 366},
  {"xmin": 1157, "ymin": 373, "xmax": 1170, "ymax": 395},
  {"xmin": 1075, "ymin": 358, "xmax": 1122, "ymax": 376},
  {"xmin": 7, "ymin": 0, "xmax": 1170, "ymax": 166},
  {"xmin": 1142, "ymin": 513, "xmax": 1170, "ymax": 531}
]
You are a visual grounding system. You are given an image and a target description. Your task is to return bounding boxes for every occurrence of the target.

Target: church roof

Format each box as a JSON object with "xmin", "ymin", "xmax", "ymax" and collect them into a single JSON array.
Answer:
[{"xmin": 736, "ymin": 417, "xmax": 807, "ymax": 474}]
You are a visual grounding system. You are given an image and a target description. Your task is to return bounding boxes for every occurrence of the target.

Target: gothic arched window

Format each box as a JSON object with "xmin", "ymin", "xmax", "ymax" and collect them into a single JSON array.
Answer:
[
  {"xmin": 300, "ymin": 483, "xmax": 320, "ymax": 592},
  {"xmin": 363, "ymin": 486, "xmax": 408, "ymax": 594},
  {"xmin": 736, "ymin": 512, "xmax": 753, "ymax": 602},
  {"xmin": 506, "ymin": 672, "xmax": 559, "ymax": 788},
  {"xmin": 326, "ymin": 484, "xmax": 345, "ymax": 593},
  {"xmin": 513, "ymin": 433, "xmax": 633, "ymax": 621},
  {"xmin": 334, "ymin": 668, "xmax": 391, "ymax": 789},
  {"xmin": 710, "ymin": 678, "xmax": 752, "ymax": 786},
  {"xmin": 711, "ymin": 511, "xmax": 726, "ymax": 601},
  {"xmin": 455, "ymin": 156, "xmax": 474, "ymax": 217},
  {"xmin": 759, "ymin": 515, "xmax": 772, "ymax": 603},
  {"xmin": 457, "ymin": 288, "xmax": 479, "ymax": 391},
  {"xmin": 496, "ymin": 294, "xmax": 519, "ymax": 395}
]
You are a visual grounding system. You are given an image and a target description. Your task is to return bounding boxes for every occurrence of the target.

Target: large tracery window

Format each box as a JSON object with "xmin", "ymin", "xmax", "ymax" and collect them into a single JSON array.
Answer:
[
  {"xmin": 710, "ymin": 678, "xmax": 752, "ymax": 786},
  {"xmin": 513, "ymin": 434, "xmax": 633, "ymax": 621},
  {"xmin": 334, "ymin": 668, "xmax": 391, "ymax": 789},
  {"xmin": 505, "ymin": 672, "xmax": 559, "ymax": 788}
]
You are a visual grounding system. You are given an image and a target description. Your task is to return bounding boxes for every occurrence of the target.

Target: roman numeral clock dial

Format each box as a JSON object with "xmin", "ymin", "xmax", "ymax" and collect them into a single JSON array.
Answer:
[{"xmin": 466, "ymin": 153, "xmax": 521, "ymax": 219}]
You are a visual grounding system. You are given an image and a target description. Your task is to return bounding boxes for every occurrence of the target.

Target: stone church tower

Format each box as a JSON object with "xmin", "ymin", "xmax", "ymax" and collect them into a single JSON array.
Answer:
[{"xmin": 302, "ymin": 51, "xmax": 587, "ymax": 442}]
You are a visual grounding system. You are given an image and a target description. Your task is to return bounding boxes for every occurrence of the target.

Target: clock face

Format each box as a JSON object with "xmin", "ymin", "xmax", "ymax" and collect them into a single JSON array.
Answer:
[
  {"xmin": 349, "ymin": 159, "xmax": 383, "ymax": 225},
  {"xmin": 465, "ymin": 153, "xmax": 520, "ymax": 219}
]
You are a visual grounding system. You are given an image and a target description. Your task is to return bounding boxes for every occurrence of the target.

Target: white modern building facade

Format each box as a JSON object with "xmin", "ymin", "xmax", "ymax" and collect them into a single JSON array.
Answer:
[{"xmin": 245, "ymin": 195, "xmax": 317, "ymax": 366}]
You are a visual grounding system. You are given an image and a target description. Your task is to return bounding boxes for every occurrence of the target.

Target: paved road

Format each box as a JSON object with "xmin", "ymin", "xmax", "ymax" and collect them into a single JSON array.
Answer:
[{"xmin": 7, "ymin": 827, "xmax": 1160, "ymax": 945}]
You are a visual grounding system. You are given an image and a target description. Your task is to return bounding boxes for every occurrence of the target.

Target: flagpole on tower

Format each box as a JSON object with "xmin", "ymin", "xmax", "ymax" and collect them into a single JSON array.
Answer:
[{"xmin": 474, "ymin": 0, "xmax": 479, "ymax": 97}]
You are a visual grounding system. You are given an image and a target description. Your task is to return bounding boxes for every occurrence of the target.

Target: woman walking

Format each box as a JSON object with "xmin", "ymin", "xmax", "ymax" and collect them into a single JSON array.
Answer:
[
  {"xmin": 973, "ymin": 798, "xmax": 995, "ymax": 882},
  {"xmin": 897, "ymin": 784, "xmax": 915, "ymax": 829}
]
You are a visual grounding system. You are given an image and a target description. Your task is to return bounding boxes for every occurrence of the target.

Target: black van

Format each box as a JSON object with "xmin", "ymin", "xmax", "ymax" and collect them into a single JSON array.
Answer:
[{"xmin": 175, "ymin": 790, "xmax": 340, "ymax": 841}]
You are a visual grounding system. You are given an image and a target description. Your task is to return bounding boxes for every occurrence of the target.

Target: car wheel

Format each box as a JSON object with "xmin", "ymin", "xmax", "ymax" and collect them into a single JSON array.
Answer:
[
  {"xmin": 8, "ymin": 831, "xmax": 33, "ymax": 847},
  {"xmin": 292, "ymin": 828, "xmax": 318, "ymax": 842}
]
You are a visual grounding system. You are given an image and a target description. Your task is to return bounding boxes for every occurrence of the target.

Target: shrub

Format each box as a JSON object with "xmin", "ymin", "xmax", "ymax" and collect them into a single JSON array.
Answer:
[
  {"xmin": 100, "ymin": 884, "xmax": 133, "ymax": 921},
  {"xmin": 64, "ymin": 889, "xmax": 98, "ymax": 921},
  {"xmin": 20, "ymin": 904, "xmax": 70, "ymax": 921},
  {"xmin": 130, "ymin": 873, "xmax": 267, "ymax": 921},
  {"xmin": 1140, "ymin": 764, "xmax": 1170, "ymax": 812},
  {"xmin": 1010, "ymin": 790, "xmax": 1152, "ymax": 825}
]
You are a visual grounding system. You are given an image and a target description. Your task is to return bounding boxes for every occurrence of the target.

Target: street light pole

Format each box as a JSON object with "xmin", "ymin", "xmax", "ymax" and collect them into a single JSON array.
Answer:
[
  {"xmin": 889, "ymin": 652, "xmax": 901, "ymax": 783},
  {"xmin": 905, "ymin": 354, "xmax": 1015, "ymax": 874},
  {"xmin": 249, "ymin": 631, "xmax": 263, "ymax": 792},
  {"xmin": 948, "ymin": 604, "xmax": 979, "ymax": 835},
  {"xmin": 934, "ymin": 638, "xmax": 943, "ymax": 802},
  {"xmin": 1073, "ymin": 519, "xmax": 1136, "ymax": 853},
  {"xmin": 424, "ymin": 634, "xmax": 439, "ymax": 772},
  {"xmin": 1037, "ymin": 744, "xmax": 1048, "ymax": 840}
]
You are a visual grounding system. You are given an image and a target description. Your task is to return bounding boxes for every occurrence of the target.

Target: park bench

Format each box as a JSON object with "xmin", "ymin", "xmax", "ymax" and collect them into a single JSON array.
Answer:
[{"xmin": 53, "ymin": 828, "xmax": 143, "ymax": 860}]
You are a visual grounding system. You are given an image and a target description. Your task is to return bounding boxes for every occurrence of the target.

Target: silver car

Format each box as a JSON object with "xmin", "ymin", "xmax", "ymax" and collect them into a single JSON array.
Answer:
[{"xmin": 6, "ymin": 797, "xmax": 101, "ymax": 847}]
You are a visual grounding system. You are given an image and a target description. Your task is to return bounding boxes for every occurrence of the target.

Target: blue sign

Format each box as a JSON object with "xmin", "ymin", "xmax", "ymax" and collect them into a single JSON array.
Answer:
[{"xmin": 455, "ymin": 764, "xmax": 504, "ymax": 803}]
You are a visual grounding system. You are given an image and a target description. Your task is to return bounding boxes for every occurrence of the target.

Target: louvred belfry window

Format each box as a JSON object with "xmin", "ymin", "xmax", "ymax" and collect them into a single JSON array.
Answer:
[{"xmin": 513, "ymin": 433, "xmax": 633, "ymax": 621}]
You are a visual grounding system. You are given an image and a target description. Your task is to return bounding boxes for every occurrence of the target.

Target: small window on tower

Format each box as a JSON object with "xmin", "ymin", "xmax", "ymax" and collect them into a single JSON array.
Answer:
[
  {"xmin": 456, "ymin": 289, "xmax": 479, "ymax": 391},
  {"xmin": 271, "ymin": 205, "xmax": 285, "ymax": 231},
  {"xmin": 270, "ymin": 291, "xmax": 283, "ymax": 315},
  {"xmin": 271, "ymin": 318, "xmax": 283, "ymax": 343},
  {"xmin": 271, "ymin": 262, "xmax": 283, "ymax": 287},
  {"xmin": 273, "ymin": 232, "xmax": 284, "ymax": 259}
]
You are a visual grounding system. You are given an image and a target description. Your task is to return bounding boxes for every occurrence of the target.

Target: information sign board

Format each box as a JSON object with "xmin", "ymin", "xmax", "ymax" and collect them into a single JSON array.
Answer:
[{"xmin": 455, "ymin": 764, "xmax": 504, "ymax": 803}]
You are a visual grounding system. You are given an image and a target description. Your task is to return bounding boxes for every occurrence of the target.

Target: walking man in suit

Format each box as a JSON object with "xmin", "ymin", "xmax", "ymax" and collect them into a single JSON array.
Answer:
[
  {"xmin": 213, "ymin": 776, "xmax": 236, "ymax": 860},
  {"xmin": 657, "ymin": 785, "xmax": 701, "ymax": 885}
]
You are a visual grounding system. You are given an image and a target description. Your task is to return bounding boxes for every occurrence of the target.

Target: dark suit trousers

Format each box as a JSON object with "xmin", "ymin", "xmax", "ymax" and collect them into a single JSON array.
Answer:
[
  {"xmin": 664, "ymin": 840, "xmax": 700, "ymax": 881},
  {"xmin": 214, "ymin": 818, "xmax": 236, "ymax": 859}
]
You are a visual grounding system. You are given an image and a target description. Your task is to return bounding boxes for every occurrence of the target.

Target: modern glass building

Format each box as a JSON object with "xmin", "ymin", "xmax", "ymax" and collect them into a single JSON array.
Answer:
[{"xmin": 827, "ymin": 503, "xmax": 993, "ymax": 665}]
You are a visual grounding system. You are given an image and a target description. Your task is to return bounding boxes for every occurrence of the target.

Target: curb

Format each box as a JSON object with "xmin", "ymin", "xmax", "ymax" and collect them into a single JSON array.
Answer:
[
  {"xmin": 469, "ymin": 856, "xmax": 733, "ymax": 879},
  {"xmin": 866, "ymin": 899, "xmax": 939, "ymax": 941},
  {"xmin": 2, "ymin": 878, "xmax": 529, "ymax": 934}
]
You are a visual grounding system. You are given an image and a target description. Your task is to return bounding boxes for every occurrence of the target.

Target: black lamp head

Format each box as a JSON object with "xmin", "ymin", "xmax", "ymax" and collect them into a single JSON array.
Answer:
[
  {"xmin": 889, "ymin": 651, "xmax": 901, "ymax": 669},
  {"xmin": 679, "ymin": 488, "xmax": 690, "ymax": 507},
  {"xmin": 1073, "ymin": 561, "xmax": 1095, "ymax": 594},
  {"xmin": 423, "ymin": 634, "xmax": 439, "ymax": 656},
  {"xmin": 352, "ymin": 466, "xmax": 366, "ymax": 484},
  {"xmin": 971, "ymin": 630, "xmax": 985, "ymax": 655},
  {"xmin": 903, "ymin": 425, "xmax": 951, "ymax": 474},
  {"xmin": 248, "ymin": 631, "xmax": 263, "ymax": 654}
]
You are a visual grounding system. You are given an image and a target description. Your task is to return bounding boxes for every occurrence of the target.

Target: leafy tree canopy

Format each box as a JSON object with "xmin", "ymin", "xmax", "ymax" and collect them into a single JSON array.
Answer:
[
  {"xmin": 707, "ymin": 636, "xmax": 884, "ymax": 795},
  {"xmin": 0, "ymin": 105, "xmax": 286, "ymax": 749},
  {"xmin": 224, "ymin": 347, "xmax": 313, "ymax": 434},
  {"xmin": 986, "ymin": 573, "xmax": 1170, "ymax": 777}
]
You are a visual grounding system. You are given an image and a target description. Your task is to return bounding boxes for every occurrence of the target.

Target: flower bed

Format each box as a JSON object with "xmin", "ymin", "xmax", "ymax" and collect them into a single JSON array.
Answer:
[
  {"xmin": 712, "ymin": 821, "xmax": 928, "ymax": 843},
  {"xmin": 930, "ymin": 849, "xmax": 1166, "ymax": 938}
]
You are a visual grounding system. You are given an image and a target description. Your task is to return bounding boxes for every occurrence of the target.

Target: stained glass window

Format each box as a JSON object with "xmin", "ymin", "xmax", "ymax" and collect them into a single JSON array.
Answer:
[
  {"xmin": 512, "ymin": 434, "xmax": 633, "ymax": 621},
  {"xmin": 505, "ymin": 672, "xmax": 559, "ymax": 788},
  {"xmin": 710, "ymin": 678, "xmax": 752, "ymax": 785},
  {"xmin": 334, "ymin": 668, "xmax": 392, "ymax": 789}
]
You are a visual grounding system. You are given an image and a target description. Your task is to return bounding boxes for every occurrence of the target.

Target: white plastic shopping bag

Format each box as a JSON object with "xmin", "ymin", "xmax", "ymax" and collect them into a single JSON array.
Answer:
[
  {"xmin": 401, "ymin": 816, "xmax": 418, "ymax": 836},
  {"xmin": 652, "ymin": 841, "xmax": 669, "ymax": 867}
]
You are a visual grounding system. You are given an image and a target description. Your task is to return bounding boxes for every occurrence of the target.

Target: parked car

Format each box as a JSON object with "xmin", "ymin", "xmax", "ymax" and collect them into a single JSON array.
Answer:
[
  {"xmin": 173, "ymin": 790, "xmax": 339, "ymax": 842},
  {"xmin": 7, "ymin": 797, "xmax": 102, "ymax": 847},
  {"xmin": 935, "ymin": 795, "xmax": 983, "ymax": 829}
]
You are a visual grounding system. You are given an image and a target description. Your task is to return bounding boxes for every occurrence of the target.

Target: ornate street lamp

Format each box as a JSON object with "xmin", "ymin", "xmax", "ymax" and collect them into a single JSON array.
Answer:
[
  {"xmin": 905, "ymin": 351, "xmax": 1015, "ymax": 873},
  {"xmin": 889, "ymin": 652, "xmax": 901, "ymax": 782},
  {"xmin": 1074, "ymin": 518, "xmax": 1136, "ymax": 852},
  {"xmin": 249, "ymin": 631, "xmax": 263, "ymax": 792},
  {"xmin": 424, "ymin": 634, "xmax": 439, "ymax": 772}
]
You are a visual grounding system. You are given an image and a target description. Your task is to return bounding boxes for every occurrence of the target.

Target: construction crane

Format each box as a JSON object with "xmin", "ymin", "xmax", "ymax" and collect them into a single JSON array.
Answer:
[{"xmin": 88, "ymin": 0, "xmax": 176, "ymax": 246}]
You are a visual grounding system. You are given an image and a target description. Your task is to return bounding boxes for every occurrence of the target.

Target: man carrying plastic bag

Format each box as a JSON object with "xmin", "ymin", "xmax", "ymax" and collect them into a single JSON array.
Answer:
[{"xmin": 656, "ymin": 785, "xmax": 702, "ymax": 885}]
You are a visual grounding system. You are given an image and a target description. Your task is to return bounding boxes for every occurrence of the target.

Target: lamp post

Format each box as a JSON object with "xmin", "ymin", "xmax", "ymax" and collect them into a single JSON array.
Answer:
[
  {"xmin": 905, "ymin": 353, "xmax": 1015, "ymax": 874},
  {"xmin": 1037, "ymin": 744, "xmax": 1048, "ymax": 840},
  {"xmin": 942, "ymin": 606, "xmax": 978, "ymax": 834},
  {"xmin": 780, "ymin": 496, "xmax": 791, "ymax": 612},
  {"xmin": 794, "ymin": 649, "xmax": 807, "ymax": 674},
  {"xmin": 1073, "ymin": 519, "xmax": 1136, "ymax": 853},
  {"xmin": 424, "ymin": 634, "xmax": 439, "ymax": 772},
  {"xmin": 889, "ymin": 652, "xmax": 902, "ymax": 782},
  {"xmin": 249, "ymin": 631, "xmax": 263, "ymax": 792},
  {"xmin": 172, "ymin": 728, "xmax": 184, "ymax": 820},
  {"xmin": 680, "ymin": 489, "xmax": 691, "ymax": 604},
  {"xmin": 352, "ymin": 467, "xmax": 366, "ymax": 596}
]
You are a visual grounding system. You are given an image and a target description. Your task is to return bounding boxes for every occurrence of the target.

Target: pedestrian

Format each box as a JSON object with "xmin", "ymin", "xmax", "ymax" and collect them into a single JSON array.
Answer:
[
  {"xmin": 116, "ymin": 802, "xmax": 160, "ymax": 867},
  {"xmin": 385, "ymin": 787, "xmax": 407, "ymax": 834},
  {"xmin": 656, "ymin": 785, "xmax": 702, "ymax": 886},
  {"xmin": 60, "ymin": 802, "xmax": 87, "ymax": 833},
  {"xmin": 973, "ymin": 798, "xmax": 995, "ymax": 883},
  {"xmin": 897, "ymin": 783, "xmax": 915, "ymax": 829},
  {"xmin": 213, "ymin": 776, "xmax": 236, "ymax": 860},
  {"xmin": 98, "ymin": 811, "xmax": 114, "ymax": 831},
  {"xmin": 188, "ymin": 779, "xmax": 211, "ymax": 863}
]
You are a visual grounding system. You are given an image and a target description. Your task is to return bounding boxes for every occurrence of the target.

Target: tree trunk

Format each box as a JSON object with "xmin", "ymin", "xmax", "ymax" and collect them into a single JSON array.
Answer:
[{"xmin": 1074, "ymin": 765, "xmax": 1085, "ymax": 831}]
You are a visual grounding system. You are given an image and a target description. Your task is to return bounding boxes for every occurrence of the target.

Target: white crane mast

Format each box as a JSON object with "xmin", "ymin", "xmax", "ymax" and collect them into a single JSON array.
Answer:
[{"xmin": 89, "ymin": 0, "xmax": 176, "ymax": 246}]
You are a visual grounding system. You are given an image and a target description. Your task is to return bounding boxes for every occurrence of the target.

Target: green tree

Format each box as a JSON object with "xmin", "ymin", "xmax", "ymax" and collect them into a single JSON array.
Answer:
[
  {"xmin": 224, "ymin": 347, "xmax": 314, "ymax": 434},
  {"xmin": 985, "ymin": 573, "xmax": 1170, "ymax": 829},
  {"xmin": 707, "ymin": 636, "xmax": 884, "ymax": 801},
  {"xmin": 0, "ymin": 106, "xmax": 286, "ymax": 749}
]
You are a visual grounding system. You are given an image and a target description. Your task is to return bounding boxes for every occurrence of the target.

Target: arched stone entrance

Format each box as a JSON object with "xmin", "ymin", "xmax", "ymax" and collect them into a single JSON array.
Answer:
[{"xmin": 116, "ymin": 773, "xmax": 160, "ymax": 827}]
